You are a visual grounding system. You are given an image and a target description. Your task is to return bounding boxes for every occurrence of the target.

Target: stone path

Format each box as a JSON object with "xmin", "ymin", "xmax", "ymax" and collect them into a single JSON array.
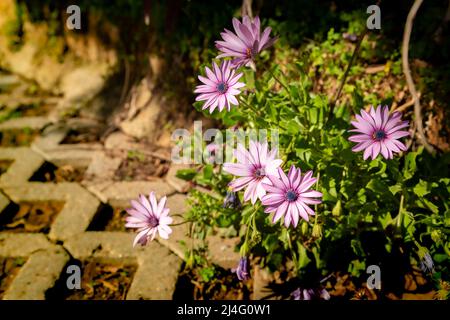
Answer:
[{"xmin": 0, "ymin": 76, "xmax": 239, "ymax": 300}]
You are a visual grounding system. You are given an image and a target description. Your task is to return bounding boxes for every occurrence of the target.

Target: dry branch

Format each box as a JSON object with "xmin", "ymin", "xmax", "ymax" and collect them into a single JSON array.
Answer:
[{"xmin": 402, "ymin": 0, "xmax": 435, "ymax": 154}]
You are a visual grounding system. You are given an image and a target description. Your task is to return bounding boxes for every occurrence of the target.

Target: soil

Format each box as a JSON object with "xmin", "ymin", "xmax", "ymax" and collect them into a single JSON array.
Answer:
[
  {"xmin": 173, "ymin": 266, "xmax": 253, "ymax": 300},
  {"xmin": 319, "ymin": 270, "xmax": 435, "ymax": 300},
  {"xmin": 15, "ymin": 102, "xmax": 54, "ymax": 117},
  {"xmin": 114, "ymin": 155, "xmax": 170, "ymax": 181},
  {"xmin": 61, "ymin": 128, "xmax": 102, "ymax": 144},
  {"xmin": 64, "ymin": 261, "xmax": 136, "ymax": 300},
  {"xmin": 87, "ymin": 206, "xmax": 131, "ymax": 232},
  {"xmin": 30, "ymin": 163, "xmax": 86, "ymax": 183},
  {"xmin": 0, "ymin": 129, "xmax": 39, "ymax": 147},
  {"xmin": 0, "ymin": 160, "xmax": 12, "ymax": 176},
  {"xmin": 0, "ymin": 257, "xmax": 26, "ymax": 299},
  {"xmin": 0, "ymin": 201, "xmax": 64, "ymax": 233},
  {"xmin": 103, "ymin": 208, "xmax": 129, "ymax": 232}
]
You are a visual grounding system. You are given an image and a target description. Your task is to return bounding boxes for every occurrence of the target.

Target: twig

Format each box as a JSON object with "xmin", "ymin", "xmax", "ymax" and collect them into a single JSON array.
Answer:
[
  {"xmin": 241, "ymin": 0, "xmax": 253, "ymax": 18},
  {"xmin": 394, "ymin": 98, "xmax": 415, "ymax": 113},
  {"xmin": 402, "ymin": 0, "xmax": 435, "ymax": 154}
]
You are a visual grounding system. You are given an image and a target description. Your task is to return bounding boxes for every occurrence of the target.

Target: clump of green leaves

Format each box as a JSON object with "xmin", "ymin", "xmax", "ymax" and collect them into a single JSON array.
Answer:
[{"xmin": 181, "ymin": 18, "xmax": 449, "ymax": 298}]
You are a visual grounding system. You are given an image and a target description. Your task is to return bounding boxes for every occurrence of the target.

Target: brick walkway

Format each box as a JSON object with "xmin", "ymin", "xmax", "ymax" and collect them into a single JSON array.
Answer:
[{"xmin": 0, "ymin": 88, "xmax": 239, "ymax": 299}]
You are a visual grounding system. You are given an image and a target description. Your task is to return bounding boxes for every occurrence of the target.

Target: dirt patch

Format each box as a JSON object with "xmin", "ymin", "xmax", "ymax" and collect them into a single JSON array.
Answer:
[
  {"xmin": 114, "ymin": 151, "xmax": 170, "ymax": 181},
  {"xmin": 64, "ymin": 261, "xmax": 136, "ymax": 300},
  {"xmin": 325, "ymin": 270, "xmax": 435, "ymax": 300},
  {"xmin": 87, "ymin": 205, "xmax": 130, "ymax": 232},
  {"xmin": 29, "ymin": 162, "xmax": 86, "ymax": 183},
  {"xmin": 0, "ymin": 160, "xmax": 13, "ymax": 176},
  {"xmin": 0, "ymin": 257, "xmax": 26, "ymax": 299},
  {"xmin": 104, "ymin": 208, "xmax": 129, "ymax": 232},
  {"xmin": 15, "ymin": 102, "xmax": 54, "ymax": 117},
  {"xmin": 0, "ymin": 129, "xmax": 39, "ymax": 147},
  {"xmin": 0, "ymin": 201, "xmax": 64, "ymax": 233},
  {"xmin": 61, "ymin": 128, "xmax": 101, "ymax": 144},
  {"xmin": 173, "ymin": 265, "xmax": 252, "ymax": 300}
]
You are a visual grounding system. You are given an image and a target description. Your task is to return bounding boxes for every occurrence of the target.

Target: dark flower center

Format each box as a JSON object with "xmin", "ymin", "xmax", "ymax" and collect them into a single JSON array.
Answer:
[
  {"xmin": 286, "ymin": 190, "xmax": 298, "ymax": 202},
  {"xmin": 216, "ymin": 82, "xmax": 228, "ymax": 94},
  {"xmin": 254, "ymin": 167, "xmax": 265, "ymax": 178},
  {"xmin": 148, "ymin": 215, "xmax": 159, "ymax": 228},
  {"xmin": 246, "ymin": 47, "xmax": 252, "ymax": 58},
  {"xmin": 373, "ymin": 130, "xmax": 386, "ymax": 141}
]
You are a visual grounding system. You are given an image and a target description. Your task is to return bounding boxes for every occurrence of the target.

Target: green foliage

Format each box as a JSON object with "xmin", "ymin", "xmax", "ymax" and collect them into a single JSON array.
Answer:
[{"xmin": 182, "ymin": 19, "xmax": 450, "ymax": 291}]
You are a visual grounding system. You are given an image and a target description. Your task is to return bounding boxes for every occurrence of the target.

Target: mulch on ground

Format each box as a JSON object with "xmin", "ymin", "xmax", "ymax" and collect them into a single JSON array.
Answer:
[
  {"xmin": 0, "ymin": 129, "xmax": 39, "ymax": 147},
  {"xmin": 64, "ymin": 261, "xmax": 136, "ymax": 300},
  {"xmin": 0, "ymin": 201, "xmax": 64, "ymax": 233},
  {"xmin": 0, "ymin": 257, "xmax": 26, "ymax": 299}
]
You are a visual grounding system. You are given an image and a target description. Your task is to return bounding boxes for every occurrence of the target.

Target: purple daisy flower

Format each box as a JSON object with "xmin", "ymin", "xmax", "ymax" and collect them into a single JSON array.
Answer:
[
  {"xmin": 349, "ymin": 105, "xmax": 410, "ymax": 160},
  {"xmin": 261, "ymin": 165, "xmax": 322, "ymax": 227},
  {"xmin": 194, "ymin": 60, "xmax": 245, "ymax": 113},
  {"xmin": 233, "ymin": 257, "xmax": 250, "ymax": 281},
  {"xmin": 223, "ymin": 141, "xmax": 283, "ymax": 204},
  {"xmin": 215, "ymin": 16, "xmax": 277, "ymax": 68},
  {"xmin": 205, "ymin": 142, "xmax": 220, "ymax": 164},
  {"xmin": 125, "ymin": 192, "xmax": 173, "ymax": 247}
]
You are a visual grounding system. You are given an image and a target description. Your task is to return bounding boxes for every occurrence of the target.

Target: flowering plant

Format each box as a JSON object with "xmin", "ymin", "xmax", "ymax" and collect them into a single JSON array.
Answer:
[{"xmin": 129, "ymin": 15, "xmax": 449, "ymax": 299}]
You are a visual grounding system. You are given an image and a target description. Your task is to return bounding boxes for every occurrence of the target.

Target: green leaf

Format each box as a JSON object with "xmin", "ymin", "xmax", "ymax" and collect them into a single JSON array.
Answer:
[
  {"xmin": 413, "ymin": 180, "xmax": 430, "ymax": 197},
  {"xmin": 403, "ymin": 147, "xmax": 423, "ymax": 180},
  {"xmin": 366, "ymin": 179, "xmax": 389, "ymax": 194},
  {"xmin": 176, "ymin": 168, "xmax": 197, "ymax": 181},
  {"xmin": 298, "ymin": 244, "xmax": 311, "ymax": 268},
  {"xmin": 389, "ymin": 184, "xmax": 402, "ymax": 196},
  {"xmin": 332, "ymin": 200, "xmax": 342, "ymax": 216},
  {"xmin": 379, "ymin": 212, "xmax": 393, "ymax": 229},
  {"xmin": 203, "ymin": 164, "xmax": 213, "ymax": 180}
]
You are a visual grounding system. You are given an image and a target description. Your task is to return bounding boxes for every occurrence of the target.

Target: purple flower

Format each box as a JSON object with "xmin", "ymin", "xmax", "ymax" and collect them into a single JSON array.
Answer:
[
  {"xmin": 223, "ymin": 189, "xmax": 241, "ymax": 209},
  {"xmin": 349, "ymin": 105, "xmax": 410, "ymax": 160},
  {"xmin": 215, "ymin": 16, "xmax": 277, "ymax": 68},
  {"xmin": 342, "ymin": 32, "xmax": 358, "ymax": 42},
  {"xmin": 223, "ymin": 141, "xmax": 283, "ymax": 204},
  {"xmin": 205, "ymin": 142, "xmax": 220, "ymax": 163},
  {"xmin": 194, "ymin": 60, "xmax": 245, "ymax": 113},
  {"xmin": 291, "ymin": 287, "xmax": 330, "ymax": 300},
  {"xmin": 233, "ymin": 257, "xmax": 250, "ymax": 281},
  {"xmin": 261, "ymin": 165, "xmax": 322, "ymax": 227},
  {"xmin": 125, "ymin": 192, "xmax": 172, "ymax": 247}
]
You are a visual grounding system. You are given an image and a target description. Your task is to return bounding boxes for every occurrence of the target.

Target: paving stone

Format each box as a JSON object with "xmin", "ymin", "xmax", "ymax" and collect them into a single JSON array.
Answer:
[
  {"xmin": 158, "ymin": 193, "xmax": 240, "ymax": 270},
  {"xmin": 87, "ymin": 180, "xmax": 175, "ymax": 207},
  {"xmin": 166, "ymin": 164, "xmax": 191, "ymax": 193},
  {"xmin": 2, "ymin": 246, "xmax": 69, "ymax": 300},
  {"xmin": 157, "ymin": 193, "xmax": 190, "ymax": 260},
  {"xmin": 1, "ymin": 183, "xmax": 100, "ymax": 241},
  {"xmin": 83, "ymin": 151, "xmax": 122, "ymax": 182},
  {"xmin": 0, "ymin": 117, "xmax": 50, "ymax": 130},
  {"xmin": 127, "ymin": 243, "xmax": 182, "ymax": 300},
  {"xmin": 0, "ymin": 191, "xmax": 10, "ymax": 213},
  {"xmin": 40, "ymin": 147, "xmax": 101, "ymax": 168},
  {"xmin": 104, "ymin": 131, "xmax": 142, "ymax": 151},
  {"xmin": 31, "ymin": 124, "xmax": 68, "ymax": 155},
  {"xmin": 0, "ymin": 147, "xmax": 44, "ymax": 187},
  {"xmin": 252, "ymin": 265, "xmax": 276, "ymax": 300},
  {"xmin": 207, "ymin": 236, "xmax": 240, "ymax": 270},
  {"xmin": 64, "ymin": 232, "xmax": 136, "ymax": 260},
  {"xmin": 0, "ymin": 233, "xmax": 55, "ymax": 257}
]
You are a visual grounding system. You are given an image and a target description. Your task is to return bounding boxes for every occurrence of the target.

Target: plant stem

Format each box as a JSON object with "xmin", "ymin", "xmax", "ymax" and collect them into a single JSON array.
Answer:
[
  {"xmin": 287, "ymin": 230, "xmax": 299, "ymax": 274},
  {"xmin": 327, "ymin": 29, "xmax": 368, "ymax": 122},
  {"xmin": 268, "ymin": 68, "xmax": 293, "ymax": 102},
  {"xmin": 396, "ymin": 194, "xmax": 405, "ymax": 228}
]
